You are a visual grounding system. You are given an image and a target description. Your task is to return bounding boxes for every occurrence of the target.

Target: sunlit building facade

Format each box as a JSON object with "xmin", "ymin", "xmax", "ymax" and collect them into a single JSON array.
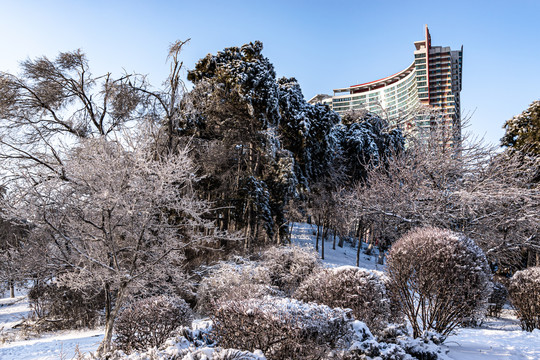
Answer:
[{"xmin": 309, "ymin": 26, "xmax": 463, "ymax": 143}]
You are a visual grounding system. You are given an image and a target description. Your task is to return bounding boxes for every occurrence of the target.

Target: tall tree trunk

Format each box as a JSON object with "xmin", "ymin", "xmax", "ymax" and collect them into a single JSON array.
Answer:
[
  {"xmin": 378, "ymin": 249, "xmax": 385, "ymax": 265},
  {"xmin": 244, "ymin": 206, "xmax": 252, "ymax": 250},
  {"xmin": 356, "ymin": 236, "xmax": 361, "ymax": 267},
  {"xmin": 338, "ymin": 227, "xmax": 345, "ymax": 248},
  {"xmin": 332, "ymin": 229, "xmax": 337, "ymax": 250},
  {"xmin": 288, "ymin": 222, "xmax": 294, "ymax": 245},
  {"xmin": 9, "ymin": 279, "xmax": 14, "ymax": 298},
  {"xmin": 316, "ymin": 222, "xmax": 320, "ymax": 252},
  {"xmin": 321, "ymin": 223, "xmax": 325, "ymax": 260},
  {"xmin": 365, "ymin": 228, "xmax": 373, "ymax": 255},
  {"xmin": 97, "ymin": 282, "xmax": 128, "ymax": 355}
]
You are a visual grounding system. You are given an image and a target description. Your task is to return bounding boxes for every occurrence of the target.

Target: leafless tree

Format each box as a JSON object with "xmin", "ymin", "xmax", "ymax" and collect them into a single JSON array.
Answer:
[
  {"xmin": 0, "ymin": 213, "xmax": 27, "ymax": 298},
  {"xmin": 345, "ymin": 123, "xmax": 540, "ymax": 269},
  {"xmin": 3, "ymin": 138, "xmax": 217, "ymax": 353},
  {"xmin": 0, "ymin": 50, "xmax": 147, "ymax": 179}
]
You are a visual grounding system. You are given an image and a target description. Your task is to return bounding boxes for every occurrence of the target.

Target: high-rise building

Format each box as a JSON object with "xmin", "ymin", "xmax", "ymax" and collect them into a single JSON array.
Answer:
[{"xmin": 309, "ymin": 25, "xmax": 463, "ymax": 143}]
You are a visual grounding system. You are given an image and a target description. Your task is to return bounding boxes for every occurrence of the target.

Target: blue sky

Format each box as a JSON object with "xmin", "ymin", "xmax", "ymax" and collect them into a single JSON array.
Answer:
[{"xmin": 1, "ymin": 0, "xmax": 539, "ymax": 146}]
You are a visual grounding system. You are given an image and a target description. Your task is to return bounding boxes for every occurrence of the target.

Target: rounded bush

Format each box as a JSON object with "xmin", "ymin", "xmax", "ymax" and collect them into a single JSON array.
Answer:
[
  {"xmin": 294, "ymin": 266, "xmax": 391, "ymax": 333},
  {"xmin": 509, "ymin": 266, "xmax": 540, "ymax": 331},
  {"xmin": 114, "ymin": 295, "xmax": 193, "ymax": 353},
  {"xmin": 386, "ymin": 227, "xmax": 492, "ymax": 339},
  {"xmin": 195, "ymin": 260, "xmax": 276, "ymax": 315},
  {"xmin": 259, "ymin": 245, "xmax": 321, "ymax": 295},
  {"xmin": 212, "ymin": 296, "xmax": 352, "ymax": 359}
]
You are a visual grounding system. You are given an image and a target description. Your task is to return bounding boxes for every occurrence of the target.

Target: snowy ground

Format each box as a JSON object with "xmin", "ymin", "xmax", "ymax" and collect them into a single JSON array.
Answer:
[
  {"xmin": 289, "ymin": 222, "xmax": 382, "ymax": 270},
  {"xmin": 1, "ymin": 223, "xmax": 539, "ymax": 359},
  {"xmin": 0, "ymin": 291, "xmax": 104, "ymax": 360},
  {"xmin": 444, "ymin": 310, "xmax": 540, "ymax": 360}
]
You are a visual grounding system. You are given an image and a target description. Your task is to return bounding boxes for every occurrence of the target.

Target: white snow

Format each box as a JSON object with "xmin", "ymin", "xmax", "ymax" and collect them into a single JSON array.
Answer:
[
  {"xmin": 0, "ymin": 294, "xmax": 104, "ymax": 360},
  {"xmin": 444, "ymin": 309, "xmax": 540, "ymax": 360},
  {"xmin": 289, "ymin": 222, "xmax": 382, "ymax": 270},
  {"xmin": 0, "ymin": 329, "xmax": 104, "ymax": 360}
]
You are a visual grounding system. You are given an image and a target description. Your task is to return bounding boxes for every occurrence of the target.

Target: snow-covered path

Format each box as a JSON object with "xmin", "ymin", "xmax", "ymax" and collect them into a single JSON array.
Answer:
[{"xmin": 290, "ymin": 222, "xmax": 382, "ymax": 270}]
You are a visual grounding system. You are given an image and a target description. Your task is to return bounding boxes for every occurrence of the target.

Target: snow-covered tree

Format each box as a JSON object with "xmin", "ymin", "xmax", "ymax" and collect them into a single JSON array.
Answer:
[
  {"xmin": 294, "ymin": 266, "xmax": 393, "ymax": 333},
  {"xmin": 502, "ymin": 100, "xmax": 540, "ymax": 156},
  {"xmin": 345, "ymin": 125, "xmax": 540, "ymax": 269},
  {"xmin": 332, "ymin": 109, "xmax": 405, "ymax": 183},
  {"xmin": 277, "ymin": 77, "xmax": 340, "ymax": 187},
  {"xmin": 0, "ymin": 210, "xmax": 27, "ymax": 298},
  {"xmin": 4, "ymin": 138, "xmax": 216, "ymax": 353},
  {"xmin": 184, "ymin": 42, "xmax": 298, "ymax": 245}
]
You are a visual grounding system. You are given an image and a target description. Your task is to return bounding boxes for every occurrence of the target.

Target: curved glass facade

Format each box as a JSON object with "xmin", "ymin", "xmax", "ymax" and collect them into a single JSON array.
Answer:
[{"xmin": 310, "ymin": 26, "xmax": 462, "ymax": 144}]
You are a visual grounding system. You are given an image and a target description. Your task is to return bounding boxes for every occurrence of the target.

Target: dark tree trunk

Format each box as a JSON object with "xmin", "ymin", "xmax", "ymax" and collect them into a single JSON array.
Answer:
[
  {"xmin": 321, "ymin": 224, "xmax": 325, "ymax": 260},
  {"xmin": 315, "ymin": 224, "xmax": 319, "ymax": 251},
  {"xmin": 9, "ymin": 279, "xmax": 15, "ymax": 298},
  {"xmin": 356, "ymin": 237, "xmax": 361, "ymax": 267}
]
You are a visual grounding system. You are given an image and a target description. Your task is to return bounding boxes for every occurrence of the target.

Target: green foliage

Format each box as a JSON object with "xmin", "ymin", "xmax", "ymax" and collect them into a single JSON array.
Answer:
[{"xmin": 502, "ymin": 100, "xmax": 540, "ymax": 155}]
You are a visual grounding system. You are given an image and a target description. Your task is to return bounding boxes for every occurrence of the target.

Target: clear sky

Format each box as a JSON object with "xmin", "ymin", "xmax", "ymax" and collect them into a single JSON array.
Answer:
[{"xmin": 1, "ymin": 0, "xmax": 539, "ymax": 146}]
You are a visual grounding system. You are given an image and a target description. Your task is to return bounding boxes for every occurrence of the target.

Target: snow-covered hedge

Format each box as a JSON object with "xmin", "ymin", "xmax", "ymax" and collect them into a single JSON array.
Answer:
[
  {"xmin": 212, "ymin": 296, "xmax": 352, "ymax": 359},
  {"xmin": 293, "ymin": 266, "xmax": 392, "ymax": 333},
  {"xmin": 509, "ymin": 266, "xmax": 540, "ymax": 331},
  {"xmin": 386, "ymin": 227, "xmax": 492, "ymax": 339},
  {"xmin": 114, "ymin": 295, "xmax": 193, "ymax": 353},
  {"xmin": 259, "ymin": 245, "xmax": 321, "ymax": 295},
  {"xmin": 195, "ymin": 260, "xmax": 277, "ymax": 315}
]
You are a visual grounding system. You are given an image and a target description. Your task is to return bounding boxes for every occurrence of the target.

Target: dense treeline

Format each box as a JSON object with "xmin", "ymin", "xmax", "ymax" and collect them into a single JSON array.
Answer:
[{"xmin": 178, "ymin": 41, "xmax": 404, "ymax": 247}]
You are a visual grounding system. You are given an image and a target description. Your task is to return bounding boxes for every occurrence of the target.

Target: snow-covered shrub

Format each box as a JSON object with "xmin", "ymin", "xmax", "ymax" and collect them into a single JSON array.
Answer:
[
  {"xmin": 294, "ymin": 266, "xmax": 392, "ymax": 333},
  {"xmin": 195, "ymin": 259, "xmax": 277, "ymax": 315},
  {"xmin": 87, "ymin": 348, "xmax": 267, "ymax": 360},
  {"xmin": 114, "ymin": 295, "xmax": 193, "ymax": 353},
  {"xmin": 342, "ymin": 321, "xmax": 450, "ymax": 360},
  {"xmin": 28, "ymin": 282, "xmax": 104, "ymax": 330},
  {"xmin": 212, "ymin": 296, "xmax": 352, "ymax": 359},
  {"xmin": 509, "ymin": 266, "xmax": 540, "ymax": 331},
  {"xmin": 84, "ymin": 321, "xmax": 266, "ymax": 360},
  {"xmin": 259, "ymin": 245, "xmax": 321, "ymax": 295},
  {"xmin": 386, "ymin": 227, "xmax": 492, "ymax": 339},
  {"xmin": 487, "ymin": 282, "xmax": 508, "ymax": 318}
]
